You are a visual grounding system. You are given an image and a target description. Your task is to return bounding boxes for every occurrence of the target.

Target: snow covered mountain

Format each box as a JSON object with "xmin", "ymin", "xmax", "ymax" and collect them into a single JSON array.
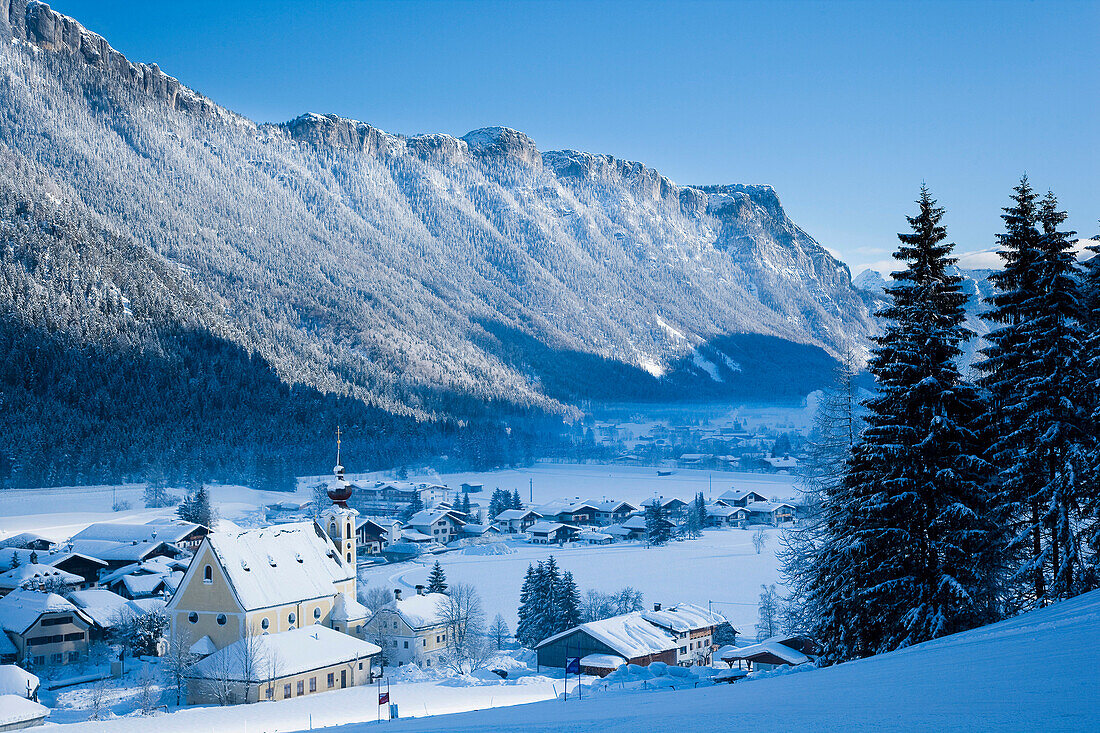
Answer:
[{"xmin": 0, "ymin": 1, "xmax": 876, "ymax": 422}]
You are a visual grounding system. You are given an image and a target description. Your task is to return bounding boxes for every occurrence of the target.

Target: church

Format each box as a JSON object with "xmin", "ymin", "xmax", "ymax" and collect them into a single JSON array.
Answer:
[{"xmin": 168, "ymin": 435, "xmax": 372, "ymax": 654}]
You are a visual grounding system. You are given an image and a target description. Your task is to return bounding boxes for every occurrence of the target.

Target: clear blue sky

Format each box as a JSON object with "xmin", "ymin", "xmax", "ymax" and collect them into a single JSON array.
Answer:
[{"xmin": 50, "ymin": 0, "xmax": 1098, "ymax": 273}]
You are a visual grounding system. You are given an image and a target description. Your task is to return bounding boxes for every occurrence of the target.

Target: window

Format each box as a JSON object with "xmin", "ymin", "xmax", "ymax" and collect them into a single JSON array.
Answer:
[
  {"xmin": 41, "ymin": 616, "xmax": 74, "ymax": 626},
  {"xmin": 288, "ymin": 612, "xmax": 296, "ymax": 625},
  {"xmin": 422, "ymin": 639, "xmax": 426, "ymax": 647},
  {"xmin": 403, "ymin": 641, "xmax": 408, "ymax": 649},
  {"xmin": 261, "ymin": 618, "xmax": 269, "ymax": 630},
  {"xmin": 68, "ymin": 652, "xmax": 80, "ymax": 662},
  {"xmin": 393, "ymin": 640, "xmax": 398, "ymax": 647},
  {"xmin": 297, "ymin": 680, "xmax": 304, "ymax": 695},
  {"xmin": 64, "ymin": 632, "xmax": 84, "ymax": 641},
  {"xmin": 425, "ymin": 658, "xmax": 431, "ymax": 667},
  {"xmin": 284, "ymin": 683, "xmax": 292, "ymax": 699},
  {"xmin": 216, "ymin": 614, "xmax": 227, "ymax": 626},
  {"xmin": 358, "ymin": 663, "xmax": 363, "ymax": 670},
  {"xmin": 203, "ymin": 565, "xmax": 213, "ymax": 584},
  {"xmin": 309, "ymin": 677, "xmax": 317, "ymax": 692},
  {"xmin": 50, "ymin": 653, "xmax": 63, "ymax": 664},
  {"xmin": 32, "ymin": 656, "xmax": 44, "ymax": 666},
  {"xmin": 346, "ymin": 522, "xmax": 352, "ymax": 537},
  {"xmin": 346, "ymin": 552, "xmax": 352, "ymax": 562},
  {"xmin": 679, "ymin": 647, "xmax": 687, "ymax": 654},
  {"xmin": 313, "ymin": 607, "xmax": 321, "ymax": 620},
  {"xmin": 327, "ymin": 673, "xmax": 335, "ymax": 688},
  {"xmin": 188, "ymin": 612, "xmax": 198, "ymax": 624}
]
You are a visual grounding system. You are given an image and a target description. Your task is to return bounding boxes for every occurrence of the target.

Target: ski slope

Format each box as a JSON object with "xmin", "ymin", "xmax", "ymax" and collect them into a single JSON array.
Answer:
[{"xmin": 327, "ymin": 589, "xmax": 1100, "ymax": 733}]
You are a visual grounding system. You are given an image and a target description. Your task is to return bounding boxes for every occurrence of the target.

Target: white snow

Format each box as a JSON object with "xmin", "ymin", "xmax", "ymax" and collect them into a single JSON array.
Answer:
[
  {"xmin": 539, "ymin": 612, "xmax": 675, "ymax": 659},
  {"xmin": 0, "ymin": 694, "xmax": 48, "ymax": 727},
  {"xmin": 0, "ymin": 665, "xmax": 38, "ymax": 697},
  {"xmin": 188, "ymin": 626, "xmax": 381, "ymax": 682}
]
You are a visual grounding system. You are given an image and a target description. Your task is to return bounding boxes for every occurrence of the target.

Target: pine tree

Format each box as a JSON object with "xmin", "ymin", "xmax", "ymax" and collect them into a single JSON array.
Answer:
[
  {"xmin": 812, "ymin": 187, "xmax": 1000, "ymax": 662},
  {"xmin": 515, "ymin": 563, "xmax": 539, "ymax": 647},
  {"xmin": 460, "ymin": 492, "xmax": 472, "ymax": 516},
  {"xmin": 558, "ymin": 570, "xmax": 581, "ymax": 631},
  {"xmin": 977, "ymin": 176, "xmax": 1046, "ymax": 603},
  {"xmin": 511, "ymin": 488, "xmax": 523, "ymax": 510},
  {"xmin": 178, "ymin": 484, "xmax": 216, "ymax": 529},
  {"xmin": 1082, "ymin": 220, "xmax": 1100, "ymax": 588},
  {"xmin": 427, "ymin": 560, "xmax": 448, "ymax": 594},
  {"xmin": 645, "ymin": 501, "xmax": 670, "ymax": 546},
  {"xmin": 402, "ymin": 491, "xmax": 424, "ymax": 521}
]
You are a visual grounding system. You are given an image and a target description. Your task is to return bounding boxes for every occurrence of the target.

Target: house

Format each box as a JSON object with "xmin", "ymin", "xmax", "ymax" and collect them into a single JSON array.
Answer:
[
  {"xmin": 459, "ymin": 523, "xmax": 499, "ymax": 540},
  {"xmin": 676, "ymin": 453, "xmax": 711, "ymax": 467},
  {"xmin": 718, "ymin": 634, "xmax": 816, "ymax": 672},
  {"xmin": 185, "ymin": 625, "xmax": 380, "ymax": 705},
  {"xmin": 533, "ymin": 501, "xmax": 600, "ymax": 526},
  {"xmin": 618, "ymin": 514, "xmax": 675, "ymax": 541},
  {"xmin": 640, "ymin": 603, "xmax": 726, "ymax": 665},
  {"xmin": 744, "ymin": 502, "xmax": 796, "ymax": 526},
  {"xmin": 417, "ymin": 484, "xmax": 451, "ymax": 509},
  {"xmin": 0, "ymin": 564, "xmax": 83, "ymax": 597},
  {"xmin": 65, "ymin": 539, "xmax": 183, "ymax": 571},
  {"xmin": 525, "ymin": 522, "xmax": 580, "ymax": 545},
  {"xmin": 99, "ymin": 557, "xmax": 187, "ymax": 600},
  {"xmin": 0, "ymin": 534, "xmax": 55, "ymax": 552},
  {"xmin": 491, "ymin": 509, "xmax": 542, "ymax": 534},
  {"xmin": 168, "ymin": 463, "xmax": 368, "ymax": 652},
  {"xmin": 577, "ymin": 530, "xmax": 614, "ymax": 545},
  {"xmin": 67, "ymin": 589, "xmax": 166, "ymax": 641},
  {"xmin": 355, "ymin": 518, "xmax": 396, "ymax": 555},
  {"xmin": 405, "ymin": 509, "xmax": 467, "ymax": 545},
  {"xmin": 590, "ymin": 500, "xmax": 638, "ymax": 526},
  {"xmin": 705, "ymin": 504, "xmax": 748, "ymax": 528},
  {"xmin": 69, "ymin": 521, "xmax": 208, "ymax": 552},
  {"xmin": 0, "ymin": 694, "xmax": 49, "ymax": 730},
  {"xmin": 0, "ymin": 590, "xmax": 93, "ymax": 667},
  {"xmin": 459, "ymin": 482, "xmax": 484, "ymax": 494},
  {"xmin": 640, "ymin": 497, "xmax": 689, "ymax": 519},
  {"xmin": 361, "ymin": 588, "xmax": 451, "ymax": 668},
  {"xmin": 716, "ymin": 489, "xmax": 769, "ymax": 507},
  {"xmin": 535, "ymin": 612, "xmax": 676, "ymax": 670}
]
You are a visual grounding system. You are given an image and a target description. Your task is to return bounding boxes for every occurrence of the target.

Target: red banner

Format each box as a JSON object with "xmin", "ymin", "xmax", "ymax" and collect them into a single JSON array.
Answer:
[{"xmin": 379, "ymin": 692, "xmax": 389, "ymax": 705}]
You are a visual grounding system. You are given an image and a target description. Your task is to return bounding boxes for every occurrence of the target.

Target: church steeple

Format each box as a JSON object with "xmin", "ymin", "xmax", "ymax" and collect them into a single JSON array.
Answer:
[{"xmin": 322, "ymin": 427, "xmax": 357, "ymax": 569}]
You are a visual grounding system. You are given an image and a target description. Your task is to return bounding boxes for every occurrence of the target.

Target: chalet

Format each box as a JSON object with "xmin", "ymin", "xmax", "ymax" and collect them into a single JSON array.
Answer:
[
  {"xmin": 716, "ymin": 489, "xmax": 769, "ymax": 507},
  {"xmin": 0, "ymin": 549, "xmax": 106, "ymax": 591},
  {"xmin": 362, "ymin": 588, "xmax": 451, "ymax": 667},
  {"xmin": 640, "ymin": 496, "xmax": 689, "ymax": 519},
  {"xmin": 533, "ymin": 501, "xmax": 600, "ymax": 526},
  {"xmin": 66, "ymin": 539, "xmax": 183, "ymax": 570},
  {"xmin": 719, "ymin": 634, "xmax": 816, "ymax": 672},
  {"xmin": 459, "ymin": 523, "xmax": 499, "ymax": 540},
  {"xmin": 406, "ymin": 509, "xmax": 467, "ymax": 545},
  {"xmin": 492, "ymin": 509, "xmax": 543, "ymax": 534},
  {"xmin": 70, "ymin": 521, "xmax": 208, "ymax": 552},
  {"xmin": 168, "ymin": 463, "xmax": 368, "ymax": 652},
  {"xmin": 744, "ymin": 501, "xmax": 796, "ymax": 526},
  {"xmin": 355, "ymin": 518, "xmax": 397, "ymax": 555},
  {"xmin": 0, "ymin": 564, "xmax": 83, "ymax": 597},
  {"xmin": 0, "ymin": 534, "xmax": 56, "ymax": 552},
  {"xmin": 641, "ymin": 603, "xmax": 726, "ymax": 665},
  {"xmin": 591, "ymin": 500, "xmax": 638, "ymax": 526},
  {"xmin": 535, "ymin": 612, "xmax": 676, "ymax": 671},
  {"xmin": 618, "ymin": 514, "xmax": 676, "ymax": 541},
  {"xmin": 0, "ymin": 590, "xmax": 93, "ymax": 667},
  {"xmin": 525, "ymin": 522, "xmax": 581, "ymax": 545},
  {"xmin": 705, "ymin": 504, "xmax": 748, "ymax": 528},
  {"xmin": 186, "ymin": 625, "xmax": 380, "ymax": 705}
]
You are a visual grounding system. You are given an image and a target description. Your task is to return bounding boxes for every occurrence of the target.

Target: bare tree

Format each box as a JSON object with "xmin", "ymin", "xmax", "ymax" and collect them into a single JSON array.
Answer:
[
  {"xmin": 87, "ymin": 681, "xmax": 108, "ymax": 721},
  {"xmin": 199, "ymin": 647, "xmax": 238, "ymax": 706},
  {"xmin": 488, "ymin": 613, "xmax": 510, "ymax": 650},
  {"xmin": 756, "ymin": 584, "xmax": 780, "ymax": 641},
  {"xmin": 752, "ymin": 528, "xmax": 768, "ymax": 555},
  {"xmin": 137, "ymin": 667, "xmax": 160, "ymax": 714},
  {"xmin": 436, "ymin": 583, "xmax": 490, "ymax": 673},
  {"xmin": 360, "ymin": 586, "xmax": 394, "ymax": 613},
  {"xmin": 162, "ymin": 629, "xmax": 196, "ymax": 707}
]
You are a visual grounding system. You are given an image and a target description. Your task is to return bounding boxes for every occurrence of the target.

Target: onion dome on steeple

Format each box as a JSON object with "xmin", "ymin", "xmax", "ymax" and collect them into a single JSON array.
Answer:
[{"xmin": 328, "ymin": 426, "xmax": 353, "ymax": 507}]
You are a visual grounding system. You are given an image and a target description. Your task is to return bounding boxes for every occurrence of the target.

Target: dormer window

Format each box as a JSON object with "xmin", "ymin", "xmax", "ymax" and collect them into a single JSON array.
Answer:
[{"xmin": 203, "ymin": 565, "xmax": 212, "ymax": 584}]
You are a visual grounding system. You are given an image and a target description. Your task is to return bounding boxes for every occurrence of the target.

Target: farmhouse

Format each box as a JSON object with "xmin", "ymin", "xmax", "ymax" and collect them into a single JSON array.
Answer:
[
  {"xmin": 705, "ymin": 504, "xmax": 748, "ymax": 528},
  {"xmin": 590, "ymin": 500, "xmax": 638, "ymax": 526},
  {"xmin": 535, "ymin": 612, "xmax": 676, "ymax": 671},
  {"xmin": 405, "ymin": 509, "xmax": 466, "ymax": 545},
  {"xmin": 492, "ymin": 509, "xmax": 543, "ymax": 534},
  {"xmin": 716, "ymin": 489, "xmax": 769, "ymax": 507},
  {"xmin": 744, "ymin": 501, "xmax": 796, "ymax": 526},
  {"xmin": 185, "ymin": 625, "xmax": 380, "ymax": 705},
  {"xmin": 0, "ymin": 590, "xmax": 92, "ymax": 667},
  {"xmin": 361, "ymin": 588, "xmax": 450, "ymax": 667},
  {"xmin": 525, "ymin": 522, "xmax": 581, "ymax": 545},
  {"xmin": 641, "ymin": 603, "xmax": 726, "ymax": 665},
  {"xmin": 355, "ymin": 518, "xmax": 397, "ymax": 555}
]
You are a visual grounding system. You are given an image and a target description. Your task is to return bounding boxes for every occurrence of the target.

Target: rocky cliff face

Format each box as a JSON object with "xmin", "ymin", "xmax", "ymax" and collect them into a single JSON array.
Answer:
[{"xmin": 0, "ymin": 0, "xmax": 878, "ymax": 417}]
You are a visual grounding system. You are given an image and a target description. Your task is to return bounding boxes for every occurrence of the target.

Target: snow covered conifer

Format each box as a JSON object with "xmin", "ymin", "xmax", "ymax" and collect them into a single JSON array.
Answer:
[
  {"xmin": 645, "ymin": 501, "xmax": 670, "ymax": 546},
  {"xmin": 515, "ymin": 563, "xmax": 538, "ymax": 647},
  {"xmin": 427, "ymin": 560, "xmax": 448, "ymax": 594},
  {"xmin": 511, "ymin": 488, "xmax": 523, "ymax": 510},
  {"xmin": 558, "ymin": 570, "xmax": 582, "ymax": 631},
  {"xmin": 813, "ymin": 187, "xmax": 1000, "ymax": 661}
]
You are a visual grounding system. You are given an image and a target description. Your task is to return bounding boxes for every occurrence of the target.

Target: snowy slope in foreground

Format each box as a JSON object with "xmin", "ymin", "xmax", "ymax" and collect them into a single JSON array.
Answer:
[{"xmin": 345, "ymin": 590, "xmax": 1100, "ymax": 733}]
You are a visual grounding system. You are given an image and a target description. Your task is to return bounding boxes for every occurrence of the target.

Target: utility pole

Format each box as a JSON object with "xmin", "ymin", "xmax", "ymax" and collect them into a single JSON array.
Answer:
[{"xmin": 529, "ymin": 478, "xmax": 533, "ymax": 504}]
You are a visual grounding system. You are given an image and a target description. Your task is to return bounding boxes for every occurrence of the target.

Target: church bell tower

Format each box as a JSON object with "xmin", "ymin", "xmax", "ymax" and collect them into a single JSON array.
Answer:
[{"xmin": 321, "ymin": 427, "xmax": 358, "ymax": 568}]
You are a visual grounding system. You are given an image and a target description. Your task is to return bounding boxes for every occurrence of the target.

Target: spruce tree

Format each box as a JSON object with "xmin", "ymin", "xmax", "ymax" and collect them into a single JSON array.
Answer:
[
  {"xmin": 558, "ymin": 571, "xmax": 582, "ymax": 631},
  {"xmin": 645, "ymin": 501, "xmax": 670, "ymax": 546},
  {"xmin": 813, "ymin": 187, "xmax": 1000, "ymax": 661},
  {"xmin": 402, "ymin": 491, "xmax": 424, "ymax": 521},
  {"xmin": 515, "ymin": 563, "xmax": 538, "ymax": 647},
  {"xmin": 511, "ymin": 488, "xmax": 523, "ymax": 510},
  {"xmin": 427, "ymin": 560, "xmax": 448, "ymax": 594},
  {"xmin": 460, "ymin": 492, "xmax": 472, "ymax": 516},
  {"xmin": 977, "ymin": 176, "xmax": 1046, "ymax": 602}
]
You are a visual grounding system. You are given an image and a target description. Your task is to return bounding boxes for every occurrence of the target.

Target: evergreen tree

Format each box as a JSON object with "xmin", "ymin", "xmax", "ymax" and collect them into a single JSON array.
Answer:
[
  {"xmin": 178, "ymin": 484, "xmax": 216, "ymax": 529},
  {"xmin": 402, "ymin": 491, "xmax": 424, "ymax": 521},
  {"xmin": 515, "ymin": 563, "xmax": 539, "ymax": 647},
  {"xmin": 427, "ymin": 560, "xmax": 448, "ymax": 594},
  {"xmin": 511, "ymin": 488, "xmax": 523, "ymax": 510},
  {"xmin": 558, "ymin": 571, "xmax": 582, "ymax": 631},
  {"xmin": 460, "ymin": 492, "xmax": 472, "ymax": 516},
  {"xmin": 977, "ymin": 175, "xmax": 1047, "ymax": 603},
  {"xmin": 645, "ymin": 501, "xmax": 670, "ymax": 546},
  {"xmin": 811, "ymin": 187, "xmax": 1000, "ymax": 662},
  {"xmin": 487, "ymin": 489, "xmax": 508, "ymax": 520},
  {"xmin": 1082, "ymin": 221, "xmax": 1100, "ymax": 588}
]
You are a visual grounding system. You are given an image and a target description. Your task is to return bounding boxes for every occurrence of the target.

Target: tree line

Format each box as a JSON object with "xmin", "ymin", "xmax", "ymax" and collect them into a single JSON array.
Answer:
[{"xmin": 783, "ymin": 179, "xmax": 1099, "ymax": 664}]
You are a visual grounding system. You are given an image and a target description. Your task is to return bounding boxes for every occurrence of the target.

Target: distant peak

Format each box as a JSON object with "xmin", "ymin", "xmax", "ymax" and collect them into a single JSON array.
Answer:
[{"xmin": 461, "ymin": 127, "xmax": 541, "ymax": 166}]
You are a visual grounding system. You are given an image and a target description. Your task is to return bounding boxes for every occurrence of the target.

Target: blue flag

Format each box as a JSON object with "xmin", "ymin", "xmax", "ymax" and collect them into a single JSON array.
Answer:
[{"xmin": 565, "ymin": 657, "xmax": 581, "ymax": 674}]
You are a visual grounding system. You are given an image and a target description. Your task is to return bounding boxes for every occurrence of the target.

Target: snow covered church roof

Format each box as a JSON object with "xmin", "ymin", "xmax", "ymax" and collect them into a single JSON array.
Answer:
[
  {"xmin": 189, "ymin": 522, "xmax": 353, "ymax": 612},
  {"xmin": 536, "ymin": 612, "xmax": 676, "ymax": 659},
  {"xmin": 187, "ymin": 626, "xmax": 380, "ymax": 683}
]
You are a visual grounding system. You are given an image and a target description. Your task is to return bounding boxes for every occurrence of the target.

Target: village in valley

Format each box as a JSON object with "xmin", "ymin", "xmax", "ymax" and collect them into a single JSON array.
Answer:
[{"xmin": 0, "ymin": 420, "xmax": 814, "ymax": 731}]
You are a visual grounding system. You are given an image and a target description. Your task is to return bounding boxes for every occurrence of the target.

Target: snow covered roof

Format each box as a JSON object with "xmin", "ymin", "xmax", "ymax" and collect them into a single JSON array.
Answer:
[
  {"xmin": 604, "ymin": 525, "xmax": 632, "ymax": 537},
  {"xmin": 718, "ymin": 489, "xmax": 767, "ymax": 502},
  {"xmin": 196, "ymin": 522, "xmax": 352, "ymax": 612},
  {"xmin": 537, "ymin": 612, "xmax": 676, "ymax": 659},
  {"xmin": 407, "ymin": 509, "xmax": 467, "ymax": 530},
  {"xmin": 641, "ymin": 603, "xmax": 725, "ymax": 632},
  {"xmin": 706, "ymin": 504, "xmax": 746, "ymax": 517},
  {"xmin": 590, "ymin": 500, "xmax": 637, "ymax": 513},
  {"xmin": 580, "ymin": 653, "xmax": 626, "ymax": 669},
  {"xmin": 188, "ymin": 627, "xmax": 380, "ymax": 683},
  {"xmin": 0, "ymin": 533, "xmax": 54, "ymax": 550},
  {"xmin": 525, "ymin": 521, "xmax": 577, "ymax": 535},
  {"xmin": 0, "ymin": 635, "xmax": 15, "ymax": 657},
  {"xmin": 189, "ymin": 636, "xmax": 217, "ymax": 657},
  {"xmin": 493, "ymin": 509, "xmax": 541, "ymax": 521},
  {"xmin": 67, "ymin": 539, "xmax": 178, "ymax": 563},
  {"xmin": 71, "ymin": 521, "xmax": 203, "ymax": 545},
  {"xmin": 0, "ymin": 549, "xmax": 106, "ymax": 573},
  {"xmin": 331, "ymin": 592, "xmax": 370, "ymax": 623},
  {"xmin": 533, "ymin": 500, "xmax": 599, "ymax": 516},
  {"xmin": 578, "ymin": 531, "xmax": 613, "ymax": 542},
  {"xmin": 62, "ymin": 589, "xmax": 166, "ymax": 628},
  {"xmin": 0, "ymin": 590, "xmax": 91, "ymax": 635},
  {"xmin": 461, "ymin": 523, "xmax": 497, "ymax": 535},
  {"xmin": 0, "ymin": 694, "xmax": 48, "ymax": 727},
  {"xmin": 0, "ymin": 665, "xmax": 38, "ymax": 697},
  {"xmin": 0, "ymin": 563, "xmax": 82, "ymax": 590},
  {"xmin": 639, "ymin": 497, "xmax": 686, "ymax": 508},
  {"xmin": 744, "ymin": 501, "xmax": 795, "ymax": 513},
  {"xmin": 620, "ymin": 516, "xmax": 648, "ymax": 530},
  {"xmin": 719, "ymin": 637, "xmax": 811, "ymax": 666},
  {"xmin": 375, "ymin": 592, "xmax": 449, "ymax": 629},
  {"xmin": 400, "ymin": 529, "xmax": 433, "ymax": 542}
]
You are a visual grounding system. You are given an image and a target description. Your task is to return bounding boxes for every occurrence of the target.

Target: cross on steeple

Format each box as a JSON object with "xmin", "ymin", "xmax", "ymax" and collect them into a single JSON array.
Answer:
[{"xmin": 336, "ymin": 426, "xmax": 342, "ymax": 466}]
